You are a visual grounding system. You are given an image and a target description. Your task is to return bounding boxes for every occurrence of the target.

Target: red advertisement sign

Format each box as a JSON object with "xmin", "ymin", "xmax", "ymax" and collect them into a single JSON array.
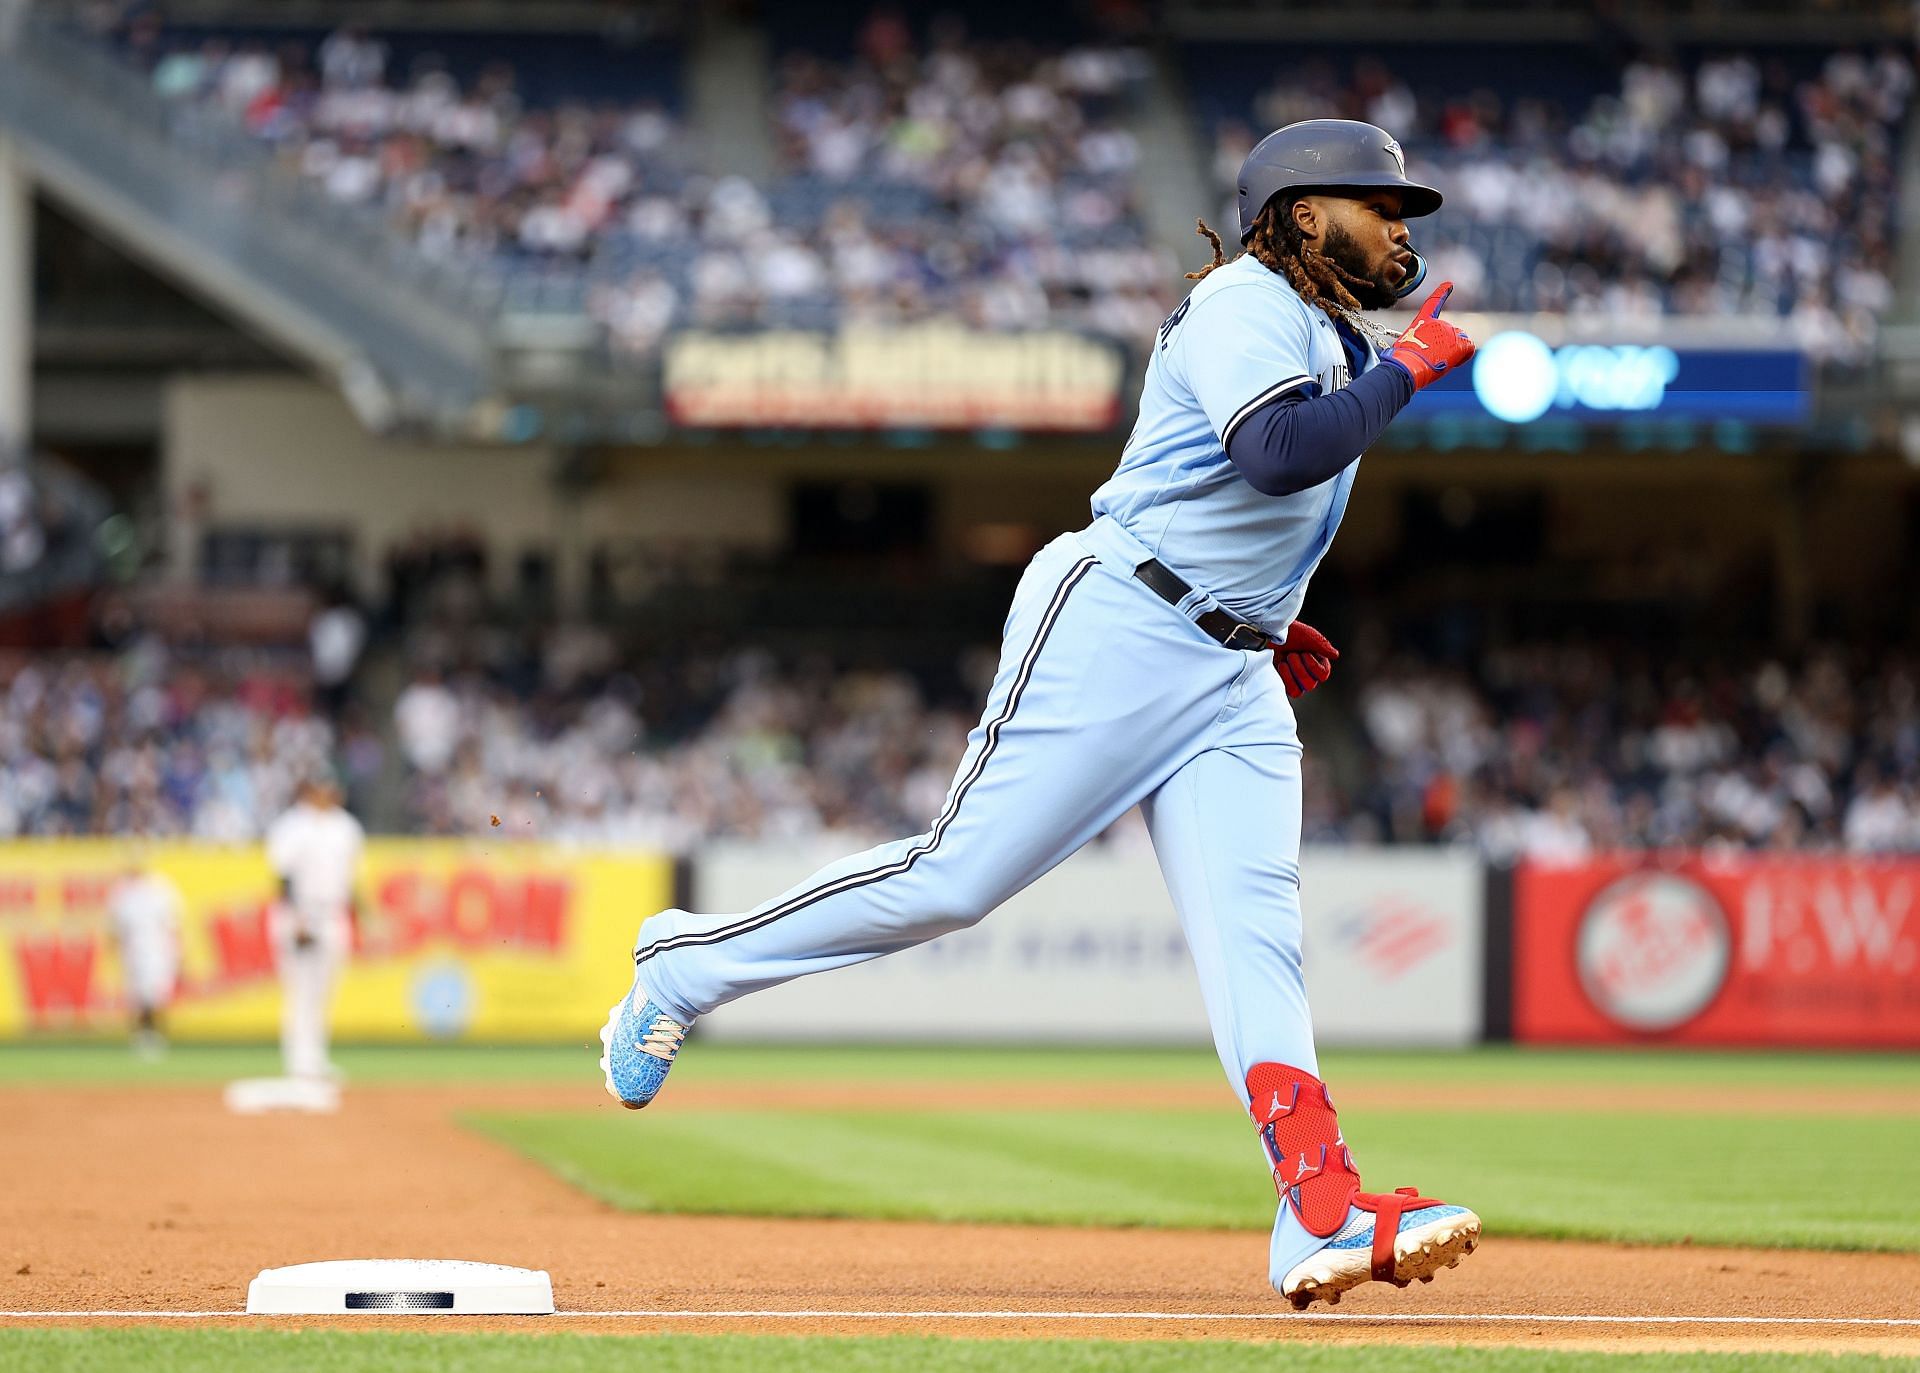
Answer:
[{"xmin": 1513, "ymin": 855, "xmax": 1920, "ymax": 1046}]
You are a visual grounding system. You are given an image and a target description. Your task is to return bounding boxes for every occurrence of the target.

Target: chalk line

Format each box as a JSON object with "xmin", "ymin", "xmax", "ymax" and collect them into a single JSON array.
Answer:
[{"xmin": 2, "ymin": 1309, "xmax": 1917, "ymax": 1327}]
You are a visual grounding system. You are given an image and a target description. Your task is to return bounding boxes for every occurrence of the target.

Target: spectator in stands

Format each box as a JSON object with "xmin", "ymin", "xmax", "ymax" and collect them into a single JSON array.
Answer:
[
  {"xmin": 393, "ymin": 667, "xmax": 461, "ymax": 778},
  {"xmin": 0, "ymin": 462, "xmax": 45, "ymax": 574},
  {"xmin": 317, "ymin": 25, "xmax": 385, "ymax": 89},
  {"xmin": 307, "ymin": 587, "xmax": 367, "ymax": 719},
  {"xmin": 1845, "ymin": 766, "xmax": 1918, "ymax": 852}
]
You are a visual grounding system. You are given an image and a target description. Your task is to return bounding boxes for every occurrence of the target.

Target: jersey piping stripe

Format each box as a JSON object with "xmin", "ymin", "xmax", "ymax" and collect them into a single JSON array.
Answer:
[
  {"xmin": 633, "ymin": 553, "xmax": 1100, "ymax": 970},
  {"xmin": 1219, "ymin": 375, "xmax": 1312, "ymax": 448}
]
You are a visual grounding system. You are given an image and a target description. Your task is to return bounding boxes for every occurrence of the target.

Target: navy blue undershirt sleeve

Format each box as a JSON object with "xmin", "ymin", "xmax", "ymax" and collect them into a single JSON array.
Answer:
[{"xmin": 1224, "ymin": 359, "xmax": 1416, "ymax": 497}]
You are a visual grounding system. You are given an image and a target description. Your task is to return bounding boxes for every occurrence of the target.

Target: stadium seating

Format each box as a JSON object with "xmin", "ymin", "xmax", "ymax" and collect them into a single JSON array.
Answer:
[
  {"xmin": 383, "ymin": 628, "xmax": 1918, "ymax": 854},
  {"xmin": 92, "ymin": 8, "xmax": 1913, "ymax": 361},
  {"xmin": 93, "ymin": 6, "xmax": 1170, "ymax": 352},
  {"xmin": 0, "ymin": 646, "xmax": 344, "ymax": 840},
  {"xmin": 1192, "ymin": 42, "xmax": 1913, "ymax": 355}
]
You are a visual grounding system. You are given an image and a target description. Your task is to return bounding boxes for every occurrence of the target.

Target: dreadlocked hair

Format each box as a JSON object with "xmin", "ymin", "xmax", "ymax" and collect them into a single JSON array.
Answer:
[{"xmin": 1187, "ymin": 204, "xmax": 1395, "ymax": 344}]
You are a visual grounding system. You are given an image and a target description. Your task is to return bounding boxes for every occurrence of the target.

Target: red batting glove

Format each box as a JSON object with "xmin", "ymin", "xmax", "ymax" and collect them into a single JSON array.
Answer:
[
  {"xmin": 1384, "ymin": 281, "xmax": 1475, "ymax": 390},
  {"xmin": 1272, "ymin": 620, "xmax": 1339, "ymax": 698}
]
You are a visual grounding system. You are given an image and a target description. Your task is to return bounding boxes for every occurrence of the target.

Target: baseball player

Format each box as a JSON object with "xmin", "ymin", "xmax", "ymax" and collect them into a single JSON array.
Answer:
[
  {"xmin": 603, "ymin": 120, "xmax": 1480, "ymax": 1307},
  {"xmin": 108, "ymin": 858, "xmax": 182, "ymax": 1057},
  {"xmin": 265, "ymin": 776, "xmax": 364, "ymax": 1082}
]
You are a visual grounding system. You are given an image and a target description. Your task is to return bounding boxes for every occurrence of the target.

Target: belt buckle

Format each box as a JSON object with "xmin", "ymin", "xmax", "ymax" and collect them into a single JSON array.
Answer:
[{"xmin": 1222, "ymin": 622, "xmax": 1269, "ymax": 652}]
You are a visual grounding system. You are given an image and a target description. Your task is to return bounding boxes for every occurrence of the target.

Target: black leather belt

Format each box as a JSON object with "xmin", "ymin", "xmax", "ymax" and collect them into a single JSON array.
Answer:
[{"xmin": 1132, "ymin": 559, "xmax": 1271, "ymax": 651}]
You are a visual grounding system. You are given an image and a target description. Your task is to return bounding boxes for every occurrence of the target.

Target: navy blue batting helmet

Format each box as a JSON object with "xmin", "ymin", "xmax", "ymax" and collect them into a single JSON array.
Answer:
[{"xmin": 1236, "ymin": 118, "xmax": 1442, "ymax": 298}]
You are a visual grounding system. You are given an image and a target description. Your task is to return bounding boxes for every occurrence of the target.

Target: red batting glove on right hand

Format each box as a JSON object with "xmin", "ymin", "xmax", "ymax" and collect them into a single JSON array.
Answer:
[
  {"xmin": 1385, "ymin": 281, "xmax": 1475, "ymax": 390},
  {"xmin": 1272, "ymin": 620, "xmax": 1339, "ymax": 698}
]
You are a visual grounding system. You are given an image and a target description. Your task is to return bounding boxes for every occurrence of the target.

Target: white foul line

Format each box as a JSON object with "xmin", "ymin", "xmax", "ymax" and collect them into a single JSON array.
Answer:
[{"xmin": 1, "ymin": 1310, "xmax": 1918, "ymax": 1327}]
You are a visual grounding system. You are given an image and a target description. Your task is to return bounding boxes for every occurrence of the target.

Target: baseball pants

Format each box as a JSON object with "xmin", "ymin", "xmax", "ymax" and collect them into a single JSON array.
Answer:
[
  {"xmin": 272, "ymin": 911, "xmax": 349, "ymax": 1080},
  {"xmin": 637, "ymin": 517, "xmax": 1330, "ymax": 1273},
  {"xmin": 636, "ymin": 514, "xmax": 1321, "ymax": 1091},
  {"xmin": 122, "ymin": 944, "xmax": 177, "ymax": 1019}
]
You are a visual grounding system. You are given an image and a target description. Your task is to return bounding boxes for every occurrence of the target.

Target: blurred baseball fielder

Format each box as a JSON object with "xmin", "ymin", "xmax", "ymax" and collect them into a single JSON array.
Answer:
[
  {"xmin": 266, "ymin": 777, "xmax": 363, "ymax": 1081},
  {"xmin": 603, "ymin": 120, "xmax": 1481, "ymax": 1307},
  {"xmin": 109, "ymin": 859, "xmax": 182, "ymax": 1057}
]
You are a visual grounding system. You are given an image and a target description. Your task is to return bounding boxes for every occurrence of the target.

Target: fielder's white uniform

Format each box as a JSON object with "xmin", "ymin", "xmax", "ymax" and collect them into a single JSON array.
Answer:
[
  {"xmin": 266, "ymin": 801, "xmax": 365, "ymax": 1079},
  {"xmin": 109, "ymin": 870, "xmax": 181, "ymax": 1019}
]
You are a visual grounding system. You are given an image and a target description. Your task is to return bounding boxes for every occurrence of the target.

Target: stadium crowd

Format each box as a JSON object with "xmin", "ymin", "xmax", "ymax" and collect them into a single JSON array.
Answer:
[
  {"xmin": 0, "ymin": 642, "xmax": 375, "ymax": 841},
  {"xmin": 393, "ymin": 647, "xmax": 982, "ymax": 849},
  {"xmin": 0, "ymin": 621, "xmax": 1913, "ymax": 855},
  {"xmin": 750, "ymin": 14, "xmax": 1169, "ymax": 343},
  {"xmin": 96, "ymin": 8, "xmax": 1917, "ymax": 357},
  {"xmin": 107, "ymin": 8, "xmax": 1169, "ymax": 352},
  {"xmin": 1334, "ymin": 644, "xmax": 1920, "ymax": 856},
  {"xmin": 1212, "ymin": 46, "xmax": 1912, "ymax": 356},
  {"xmin": 386, "ymin": 636, "xmax": 1919, "ymax": 856},
  {"xmin": 121, "ymin": 19, "xmax": 693, "ymax": 281}
]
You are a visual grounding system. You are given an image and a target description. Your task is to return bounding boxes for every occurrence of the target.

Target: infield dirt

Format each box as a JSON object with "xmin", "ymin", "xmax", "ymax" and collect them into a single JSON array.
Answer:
[{"xmin": 3, "ymin": 1081, "xmax": 1916, "ymax": 1358}]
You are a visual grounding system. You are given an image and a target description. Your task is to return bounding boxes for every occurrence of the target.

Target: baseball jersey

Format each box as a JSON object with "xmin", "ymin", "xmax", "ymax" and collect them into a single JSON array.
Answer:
[
  {"xmin": 1091, "ymin": 252, "xmax": 1376, "ymax": 634},
  {"xmin": 266, "ymin": 803, "xmax": 366, "ymax": 923}
]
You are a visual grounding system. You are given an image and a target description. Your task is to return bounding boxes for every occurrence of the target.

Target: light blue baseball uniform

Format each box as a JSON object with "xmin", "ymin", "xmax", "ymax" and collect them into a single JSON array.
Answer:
[
  {"xmin": 1094, "ymin": 253, "xmax": 1376, "ymax": 636},
  {"xmin": 633, "ymin": 253, "xmax": 1383, "ymax": 1287}
]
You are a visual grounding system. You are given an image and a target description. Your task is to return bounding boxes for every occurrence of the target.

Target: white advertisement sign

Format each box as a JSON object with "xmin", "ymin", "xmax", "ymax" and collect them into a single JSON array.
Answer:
[{"xmin": 694, "ymin": 841, "xmax": 1482, "ymax": 1046}]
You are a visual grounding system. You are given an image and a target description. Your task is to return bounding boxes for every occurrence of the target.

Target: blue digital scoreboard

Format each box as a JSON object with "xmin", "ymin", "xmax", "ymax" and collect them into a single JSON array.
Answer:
[{"xmin": 1405, "ymin": 331, "xmax": 1811, "ymax": 426}]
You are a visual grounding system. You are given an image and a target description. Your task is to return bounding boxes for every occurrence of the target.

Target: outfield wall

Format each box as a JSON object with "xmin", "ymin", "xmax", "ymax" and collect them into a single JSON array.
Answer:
[
  {"xmin": 1, "ymin": 840, "xmax": 1915, "ymax": 1047},
  {"xmin": 695, "ymin": 842, "xmax": 1484, "ymax": 1047},
  {"xmin": 0, "ymin": 840, "xmax": 667, "ymax": 1042},
  {"xmin": 1511, "ymin": 854, "xmax": 1920, "ymax": 1048}
]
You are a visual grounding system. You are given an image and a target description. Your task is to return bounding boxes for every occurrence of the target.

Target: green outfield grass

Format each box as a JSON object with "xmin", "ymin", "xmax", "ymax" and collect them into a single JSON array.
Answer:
[
  {"xmin": 408, "ymin": 1044, "xmax": 1920, "ymax": 1253},
  {"xmin": 4, "ymin": 1041, "xmax": 1919, "ymax": 1089},
  {"xmin": 8, "ymin": 1042, "xmax": 1919, "ymax": 1252},
  {"xmin": 473, "ymin": 1043, "xmax": 1916, "ymax": 1252},
  {"xmin": 471, "ymin": 1101, "xmax": 1918, "ymax": 1252},
  {"xmin": 0, "ymin": 1331, "xmax": 1913, "ymax": 1373}
]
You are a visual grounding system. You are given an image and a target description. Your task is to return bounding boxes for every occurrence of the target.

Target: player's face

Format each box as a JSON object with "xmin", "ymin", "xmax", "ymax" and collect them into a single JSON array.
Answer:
[{"xmin": 1315, "ymin": 191, "xmax": 1412, "ymax": 309}]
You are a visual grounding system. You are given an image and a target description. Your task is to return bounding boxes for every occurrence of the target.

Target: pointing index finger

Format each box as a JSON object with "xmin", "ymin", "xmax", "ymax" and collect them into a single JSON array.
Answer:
[{"xmin": 1418, "ymin": 281, "xmax": 1456, "ymax": 321}]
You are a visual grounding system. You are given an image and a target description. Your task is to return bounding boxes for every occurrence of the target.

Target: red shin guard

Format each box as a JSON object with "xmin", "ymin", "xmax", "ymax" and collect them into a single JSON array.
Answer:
[
  {"xmin": 1247, "ymin": 1062, "xmax": 1447, "ymax": 1280},
  {"xmin": 1246, "ymin": 1062, "xmax": 1361, "ymax": 1237}
]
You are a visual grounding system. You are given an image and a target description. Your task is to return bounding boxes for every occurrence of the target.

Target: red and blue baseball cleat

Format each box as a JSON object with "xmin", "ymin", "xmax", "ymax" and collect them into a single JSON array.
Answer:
[
  {"xmin": 1249, "ymin": 1060, "xmax": 1482, "ymax": 1308},
  {"xmin": 1272, "ymin": 1191, "xmax": 1481, "ymax": 1308}
]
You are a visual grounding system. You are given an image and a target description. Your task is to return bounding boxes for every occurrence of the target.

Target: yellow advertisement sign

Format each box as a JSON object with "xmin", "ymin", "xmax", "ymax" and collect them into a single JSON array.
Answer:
[{"xmin": 0, "ymin": 840, "xmax": 672, "ymax": 1041}]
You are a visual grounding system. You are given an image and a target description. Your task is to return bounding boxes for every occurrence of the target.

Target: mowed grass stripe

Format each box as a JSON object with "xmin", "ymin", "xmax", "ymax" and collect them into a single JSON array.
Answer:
[
  {"xmin": 1354, "ymin": 1110, "xmax": 1917, "ymax": 1253},
  {"xmin": 471, "ymin": 1110, "xmax": 1249, "ymax": 1228},
  {"xmin": 1, "ymin": 1330, "xmax": 1915, "ymax": 1373},
  {"xmin": 472, "ymin": 1105, "xmax": 1920, "ymax": 1251},
  {"xmin": 874, "ymin": 1112, "xmax": 1243, "ymax": 1218}
]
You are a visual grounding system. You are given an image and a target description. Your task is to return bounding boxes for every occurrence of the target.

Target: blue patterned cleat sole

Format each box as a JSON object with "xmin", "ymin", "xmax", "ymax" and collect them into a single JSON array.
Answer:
[
  {"xmin": 1280, "ymin": 1205, "xmax": 1481, "ymax": 1309},
  {"xmin": 598, "ymin": 979, "xmax": 690, "ymax": 1110}
]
